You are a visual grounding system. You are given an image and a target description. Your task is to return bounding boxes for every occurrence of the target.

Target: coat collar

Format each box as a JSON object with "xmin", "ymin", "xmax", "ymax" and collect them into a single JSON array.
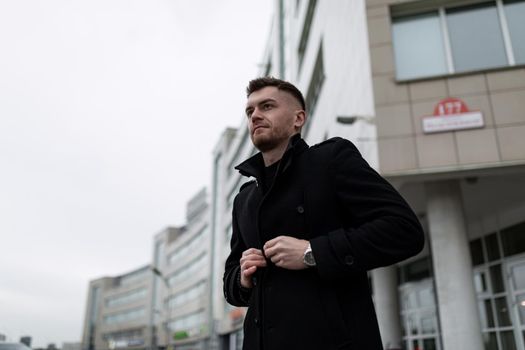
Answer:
[{"xmin": 235, "ymin": 133, "xmax": 309, "ymax": 180}]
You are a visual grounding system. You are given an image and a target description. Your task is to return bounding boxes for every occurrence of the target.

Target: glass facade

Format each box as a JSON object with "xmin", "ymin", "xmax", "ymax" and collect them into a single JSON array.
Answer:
[
  {"xmin": 471, "ymin": 221, "xmax": 525, "ymax": 350},
  {"xmin": 398, "ymin": 221, "xmax": 525, "ymax": 350}
]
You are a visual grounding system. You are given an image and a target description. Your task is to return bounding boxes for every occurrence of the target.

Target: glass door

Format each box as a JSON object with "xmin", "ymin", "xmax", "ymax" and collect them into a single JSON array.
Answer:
[{"xmin": 506, "ymin": 258, "xmax": 525, "ymax": 350}]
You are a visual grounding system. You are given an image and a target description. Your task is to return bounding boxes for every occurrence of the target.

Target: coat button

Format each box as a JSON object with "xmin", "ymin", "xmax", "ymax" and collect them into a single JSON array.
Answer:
[
  {"xmin": 296, "ymin": 205, "xmax": 305, "ymax": 214},
  {"xmin": 344, "ymin": 255, "xmax": 355, "ymax": 266},
  {"xmin": 254, "ymin": 318, "xmax": 260, "ymax": 326}
]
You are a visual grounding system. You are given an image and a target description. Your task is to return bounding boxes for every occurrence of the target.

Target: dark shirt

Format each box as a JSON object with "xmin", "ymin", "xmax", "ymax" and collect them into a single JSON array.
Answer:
[{"xmin": 262, "ymin": 160, "xmax": 280, "ymax": 194}]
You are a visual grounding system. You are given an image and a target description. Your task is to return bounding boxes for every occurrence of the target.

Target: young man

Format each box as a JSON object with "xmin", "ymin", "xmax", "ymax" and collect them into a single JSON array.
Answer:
[{"xmin": 223, "ymin": 77, "xmax": 424, "ymax": 350}]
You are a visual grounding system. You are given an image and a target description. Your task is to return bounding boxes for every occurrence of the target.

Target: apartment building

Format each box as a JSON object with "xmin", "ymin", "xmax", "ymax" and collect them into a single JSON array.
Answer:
[{"xmin": 211, "ymin": 1, "xmax": 525, "ymax": 350}]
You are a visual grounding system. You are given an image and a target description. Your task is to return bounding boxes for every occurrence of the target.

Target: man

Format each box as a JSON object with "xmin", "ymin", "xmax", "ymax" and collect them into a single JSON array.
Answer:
[{"xmin": 223, "ymin": 77, "xmax": 424, "ymax": 350}]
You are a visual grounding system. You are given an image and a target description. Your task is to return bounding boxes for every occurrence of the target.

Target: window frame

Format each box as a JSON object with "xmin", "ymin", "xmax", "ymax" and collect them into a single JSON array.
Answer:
[{"xmin": 391, "ymin": 0, "xmax": 523, "ymax": 82}]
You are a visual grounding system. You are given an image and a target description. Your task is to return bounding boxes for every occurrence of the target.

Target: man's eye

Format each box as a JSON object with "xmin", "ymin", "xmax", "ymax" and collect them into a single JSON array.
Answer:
[
  {"xmin": 246, "ymin": 110, "xmax": 253, "ymax": 118},
  {"xmin": 263, "ymin": 104, "xmax": 272, "ymax": 110}
]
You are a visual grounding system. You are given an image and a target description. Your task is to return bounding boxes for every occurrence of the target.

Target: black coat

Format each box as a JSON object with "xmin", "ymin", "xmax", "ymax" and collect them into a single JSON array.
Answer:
[{"xmin": 223, "ymin": 135, "xmax": 424, "ymax": 350}]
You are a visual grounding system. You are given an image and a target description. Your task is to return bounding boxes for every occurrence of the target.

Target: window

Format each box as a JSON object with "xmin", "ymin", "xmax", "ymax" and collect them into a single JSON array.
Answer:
[
  {"xmin": 297, "ymin": 0, "xmax": 317, "ymax": 71},
  {"xmin": 392, "ymin": 12, "xmax": 448, "ymax": 80},
  {"xmin": 167, "ymin": 228, "xmax": 207, "ymax": 266},
  {"xmin": 167, "ymin": 253, "xmax": 207, "ymax": 287},
  {"xmin": 303, "ymin": 41, "xmax": 325, "ymax": 136},
  {"xmin": 106, "ymin": 288, "xmax": 147, "ymax": 308},
  {"xmin": 167, "ymin": 281, "xmax": 206, "ymax": 309},
  {"xmin": 446, "ymin": 3, "xmax": 508, "ymax": 72},
  {"xmin": 391, "ymin": 0, "xmax": 525, "ymax": 80},
  {"xmin": 504, "ymin": 0, "xmax": 525, "ymax": 64},
  {"xmin": 104, "ymin": 307, "xmax": 145, "ymax": 324},
  {"xmin": 470, "ymin": 227, "xmax": 525, "ymax": 350},
  {"xmin": 398, "ymin": 278, "xmax": 440, "ymax": 350},
  {"xmin": 119, "ymin": 267, "xmax": 149, "ymax": 286},
  {"xmin": 167, "ymin": 309, "xmax": 206, "ymax": 332},
  {"xmin": 501, "ymin": 222, "xmax": 525, "ymax": 257}
]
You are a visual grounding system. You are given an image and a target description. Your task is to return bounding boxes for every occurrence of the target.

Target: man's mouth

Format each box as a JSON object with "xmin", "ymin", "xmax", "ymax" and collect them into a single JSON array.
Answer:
[{"xmin": 253, "ymin": 125, "xmax": 266, "ymax": 134}]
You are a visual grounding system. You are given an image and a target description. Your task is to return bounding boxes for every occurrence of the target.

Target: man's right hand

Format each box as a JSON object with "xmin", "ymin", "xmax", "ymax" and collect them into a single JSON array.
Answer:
[{"xmin": 240, "ymin": 248, "xmax": 267, "ymax": 288}]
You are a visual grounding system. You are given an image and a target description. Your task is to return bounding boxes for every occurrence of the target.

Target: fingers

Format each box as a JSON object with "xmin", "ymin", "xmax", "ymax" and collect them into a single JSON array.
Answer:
[
  {"xmin": 263, "ymin": 237, "xmax": 279, "ymax": 258},
  {"xmin": 242, "ymin": 248, "xmax": 265, "ymax": 258},
  {"xmin": 240, "ymin": 248, "xmax": 267, "ymax": 274},
  {"xmin": 239, "ymin": 248, "xmax": 267, "ymax": 289}
]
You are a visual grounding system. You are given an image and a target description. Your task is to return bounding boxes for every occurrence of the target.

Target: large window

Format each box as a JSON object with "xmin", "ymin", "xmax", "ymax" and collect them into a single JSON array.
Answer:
[
  {"xmin": 398, "ymin": 258, "xmax": 441, "ymax": 350},
  {"xmin": 392, "ymin": 0, "xmax": 525, "ymax": 80},
  {"xmin": 470, "ymin": 221, "xmax": 525, "ymax": 350}
]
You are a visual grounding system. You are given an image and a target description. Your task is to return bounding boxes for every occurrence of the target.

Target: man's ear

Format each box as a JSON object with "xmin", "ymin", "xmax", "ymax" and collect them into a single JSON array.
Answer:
[{"xmin": 294, "ymin": 110, "xmax": 306, "ymax": 129}]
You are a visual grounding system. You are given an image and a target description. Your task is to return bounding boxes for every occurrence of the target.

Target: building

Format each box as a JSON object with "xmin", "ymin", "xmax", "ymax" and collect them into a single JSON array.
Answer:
[
  {"xmin": 211, "ymin": 1, "xmax": 525, "ymax": 350},
  {"xmin": 152, "ymin": 188, "xmax": 213, "ymax": 350},
  {"xmin": 81, "ymin": 265, "xmax": 155, "ymax": 350},
  {"xmin": 83, "ymin": 189, "xmax": 212, "ymax": 350},
  {"xmin": 367, "ymin": 0, "xmax": 525, "ymax": 349}
]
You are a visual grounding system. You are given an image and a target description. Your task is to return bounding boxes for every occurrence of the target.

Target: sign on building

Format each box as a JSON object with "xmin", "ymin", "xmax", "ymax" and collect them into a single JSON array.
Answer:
[{"xmin": 422, "ymin": 98, "xmax": 484, "ymax": 133}]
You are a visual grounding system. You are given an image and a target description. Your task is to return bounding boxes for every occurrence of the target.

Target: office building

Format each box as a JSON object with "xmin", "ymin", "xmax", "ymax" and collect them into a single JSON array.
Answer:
[
  {"xmin": 152, "ymin": 189, "xmax": 213, "ymax": 350},
  {"xmin": 210, "ymin": 1, "xmax": 525, "ymax": 350},
  {"xmin": 81, "ymin": 266, "xmax": 154, "ymax": 350}
]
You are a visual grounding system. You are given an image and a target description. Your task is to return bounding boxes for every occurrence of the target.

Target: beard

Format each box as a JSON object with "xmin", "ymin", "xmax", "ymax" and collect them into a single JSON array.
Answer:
[{"xmin": 251, "ymin": 127, "xmax": 290, "ymax": 152}]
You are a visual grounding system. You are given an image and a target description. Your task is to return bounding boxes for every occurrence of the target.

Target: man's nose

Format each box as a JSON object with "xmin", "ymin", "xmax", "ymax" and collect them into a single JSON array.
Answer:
[{"xmin": 250, "ymin": 108, "xmax": 264, "ymax": 122}]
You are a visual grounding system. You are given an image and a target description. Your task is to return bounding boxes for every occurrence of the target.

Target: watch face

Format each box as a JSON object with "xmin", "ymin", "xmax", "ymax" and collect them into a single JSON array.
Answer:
[{"xmin": 304, "ymin": 251, "xmax": 316, "ymax": 266}]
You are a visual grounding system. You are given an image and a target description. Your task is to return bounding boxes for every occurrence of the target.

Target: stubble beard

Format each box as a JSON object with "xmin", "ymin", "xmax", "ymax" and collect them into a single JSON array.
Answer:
[{"xmin": 251, "ymin": 128, "xmax": 289, "ymax": 153}]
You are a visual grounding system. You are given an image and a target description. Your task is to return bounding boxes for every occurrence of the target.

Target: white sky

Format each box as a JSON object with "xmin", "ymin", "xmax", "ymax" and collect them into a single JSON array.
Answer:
[{"xmin": 0, "ymin": 1, "xmax": 273, "ymax": 347}]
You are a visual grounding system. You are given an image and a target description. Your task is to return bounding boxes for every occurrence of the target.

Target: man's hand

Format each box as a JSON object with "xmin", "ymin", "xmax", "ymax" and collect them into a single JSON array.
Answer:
[
  {"xmin": 263, "ymin": 236, "xmax": 309, "ymax": 270},
  {"xmin": 240, "ymin": 248, "xmax": 267, "ymax": 288}
]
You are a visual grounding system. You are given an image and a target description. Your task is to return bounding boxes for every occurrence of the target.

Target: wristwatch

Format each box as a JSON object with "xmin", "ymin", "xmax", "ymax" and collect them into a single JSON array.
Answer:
[{"xmin": 303, "ymin": 243, "xmax": 316, "ymax": 267}]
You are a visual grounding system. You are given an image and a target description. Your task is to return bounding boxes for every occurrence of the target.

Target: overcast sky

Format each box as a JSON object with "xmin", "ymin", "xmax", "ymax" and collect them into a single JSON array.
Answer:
[{"xmin": 0, "ymin": 1, "xmax": 273, "ymax": 347}]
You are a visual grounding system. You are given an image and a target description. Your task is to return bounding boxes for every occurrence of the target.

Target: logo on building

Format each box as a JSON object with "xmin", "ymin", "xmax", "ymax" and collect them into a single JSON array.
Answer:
[{"xmin": 422, "ymin": 98, "xmax": 484, "ymax": 134}]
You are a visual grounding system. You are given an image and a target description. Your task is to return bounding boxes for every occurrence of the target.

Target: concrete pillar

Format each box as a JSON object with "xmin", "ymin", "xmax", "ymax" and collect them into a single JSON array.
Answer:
[
  {"xmin": 373, "ymin": 266, "xmax": 402, "ymax": 350},
  {"xmin": 426, "ymin": 180, "xmax": 483, "ymax": 350}
]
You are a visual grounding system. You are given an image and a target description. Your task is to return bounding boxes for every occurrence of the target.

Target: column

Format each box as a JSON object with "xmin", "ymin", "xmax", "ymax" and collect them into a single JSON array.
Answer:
[
  {"xmin": 373, "ymin": 266, "xmax": 402, "ymax": 350},
  {"xmin": 426, "ymin": 180, "xmax": 483, "ymax": 350}
]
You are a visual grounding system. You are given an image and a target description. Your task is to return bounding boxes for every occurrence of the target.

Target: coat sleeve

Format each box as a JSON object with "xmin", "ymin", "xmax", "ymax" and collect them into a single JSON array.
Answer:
[
  {"xmin": 310, "ymin": 138, "xmax": 424, "ymax": 281},
  {"xmin": 223, "ymin": 197, "xmax": 252, "ymax": 306}
]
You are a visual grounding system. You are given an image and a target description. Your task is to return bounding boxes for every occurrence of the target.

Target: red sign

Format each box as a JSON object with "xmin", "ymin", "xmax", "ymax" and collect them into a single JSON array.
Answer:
[
  {"xmin": 423, "ymin": 98, "xmax": 484, "ymax": 133},
  {"xmin": 433, "ymin": 98, "xmax": 469, "ymax": 115}
]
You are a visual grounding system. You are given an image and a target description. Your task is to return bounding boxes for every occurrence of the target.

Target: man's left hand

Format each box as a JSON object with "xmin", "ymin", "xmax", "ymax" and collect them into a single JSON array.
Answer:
[{"xmin": 263, "ymin": 236, "xmax": 309, "ymax": 270}]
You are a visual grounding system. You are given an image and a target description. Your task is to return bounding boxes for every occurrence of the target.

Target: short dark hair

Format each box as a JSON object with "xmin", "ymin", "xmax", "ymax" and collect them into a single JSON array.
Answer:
[{"xmin": 246, "ymin": 77, "xmax": 306, "ymax": 111}]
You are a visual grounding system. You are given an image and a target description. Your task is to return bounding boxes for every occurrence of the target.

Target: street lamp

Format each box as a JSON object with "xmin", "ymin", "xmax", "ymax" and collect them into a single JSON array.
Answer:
[
  {"xmin": 336, "ymin": 115, "xmax": 375, "ymax": 125},
  {"xmin": 151, "ymin": 266, "xmax": 171, "ymax": 350}
]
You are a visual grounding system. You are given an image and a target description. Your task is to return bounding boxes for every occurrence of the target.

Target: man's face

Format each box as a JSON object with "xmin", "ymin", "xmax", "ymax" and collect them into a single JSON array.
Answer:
[{"xmin": 245, "ymin": 86, "xmax": 305, "ymax": 152}]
